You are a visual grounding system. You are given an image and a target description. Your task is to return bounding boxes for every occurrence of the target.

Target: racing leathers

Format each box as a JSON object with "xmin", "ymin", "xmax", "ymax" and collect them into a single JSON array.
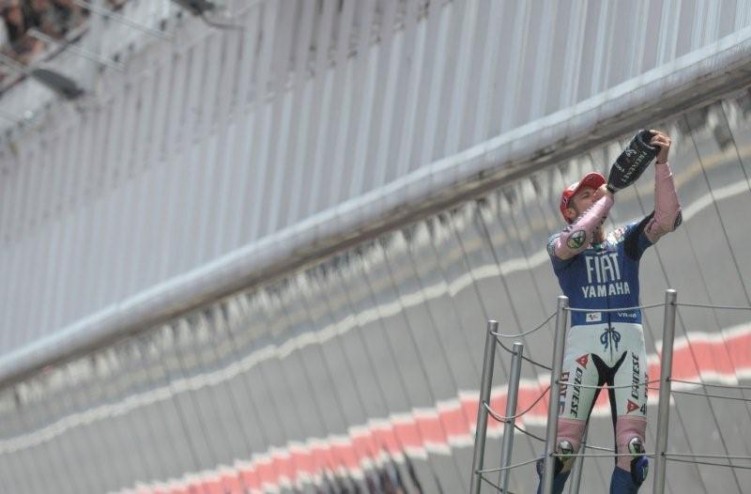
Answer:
[{"xmin": 541, "ymin": 162, "xmax": 681, "ymax": 494}]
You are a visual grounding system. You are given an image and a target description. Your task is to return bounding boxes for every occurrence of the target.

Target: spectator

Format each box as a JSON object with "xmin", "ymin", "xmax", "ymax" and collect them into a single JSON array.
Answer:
[
  {"xmin": 47, "ymin": 0, "xmax": 87, "ymax": 35},
  {"xmin": 27, "ymin": 0, "xmax": 63, "ymax": 38},
  {"xmin": 1, "ymin": 0, "xmax": 45, "ymax": 64},
  {"xmin": 1, "ymin": 0, "xmax": 91, "ymax": 66}
]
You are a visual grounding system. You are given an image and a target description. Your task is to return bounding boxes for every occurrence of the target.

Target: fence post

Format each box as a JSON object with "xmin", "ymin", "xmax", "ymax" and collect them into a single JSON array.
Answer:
[
  {"xmin": 541, "ymin": 296, "xmax": 569, "ymax": 494},
  {"xmin": 470, "ymin": 320, "xmax": 498, "ymax": 494},
  {"xmin": 568, "ymin": 425, "xmax": 588, "ymax": 494},
  {"xmin": 498, "ymin": 341, "xmax": 524, "ymax": 493},
  {"xmin": 653, "ymin": 289, "xmax": 677, "ymax": 494}
]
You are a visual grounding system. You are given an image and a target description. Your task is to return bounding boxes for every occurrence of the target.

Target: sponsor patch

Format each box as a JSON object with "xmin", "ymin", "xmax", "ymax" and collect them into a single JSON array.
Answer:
[
  {"xmin": 559, "ymin": 371, "xmax": 570, "ymax": 414},
  {"xmin": 570, "ymin": 367, "xmax": 584, "ymax": 418},
  {"xmin": 616, "ymin": 311, "xmax": 637, "ymax": 319},
  {"xmin": 586, "ymin": 311, "xmax": 602, "ymax": 322},
  {"xmin": 576, "ymin": 354, "xmax": 589, "ymax": 368},
  {"xmin": 567, "ymin": 230, "xmax": 586, "ymax": 249},
  {"xmin": 630, "ymin": 354, "xmax": 641, "ymax": 400}
]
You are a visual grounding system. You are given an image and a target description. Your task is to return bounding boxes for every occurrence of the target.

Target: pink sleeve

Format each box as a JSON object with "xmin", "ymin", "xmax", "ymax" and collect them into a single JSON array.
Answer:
[
  {"xmin": 644, "ymin": 162, "xmax": 681, "ymax": 243},
  {"xmin": 552, "ymin": 195, "xmax": 614, "ymax": 259}
]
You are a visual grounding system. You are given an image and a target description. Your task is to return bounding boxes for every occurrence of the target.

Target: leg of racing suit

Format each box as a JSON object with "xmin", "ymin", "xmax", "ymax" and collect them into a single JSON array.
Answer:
[
  {"xmin": 537, "ymin": 335, "xmax": 601, "ymax": 494},
  {"xmin": 610, "ymin": 339, "xmax": 649, "ymax": 494},
  {"xmin": 610, "ymin": 415, "xmax": 648, "ymax": 493}
]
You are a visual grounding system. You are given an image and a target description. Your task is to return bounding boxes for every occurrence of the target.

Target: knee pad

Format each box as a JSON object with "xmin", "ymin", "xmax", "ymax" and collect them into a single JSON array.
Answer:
[
  {"xmin": 557, "ymin": 439, "xmax": 576, "ymax": 468},
  {"xmin": 535, "ymin": 448, "xmax": 570, "ymax": 478},
  {"xmin": 556, "ymin": 419, "xmax": 585, "ymax": 472},
  {"xmin": 535, "ymin": 441, "xmax": 572, "ymax": 479},
  {"xmin": 613, "ymin": 435, "xmax": 648, "ymax": 487}
]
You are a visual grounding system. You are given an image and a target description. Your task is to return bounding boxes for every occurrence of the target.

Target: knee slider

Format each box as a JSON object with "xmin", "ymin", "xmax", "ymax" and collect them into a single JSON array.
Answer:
[
  {"xmin": 535, "ymin": 457, "xmax": 564, "ymax": 479},
  {"xmin": 535, "ymin": 440, "xmax": 577, "ymax": 479},
  {"xmin": 555, "ymin": 419, "xmax": 585, "ymax": 473},
  {"xmin": 556, "ymin": 439, "xmax": 577, "ymax": 472},
  {"xmin": 628, "ymin": 437, "xmax": 649, "ymax": 486},
  {"xmin": 627, "ymin": 436, "xmax": 645, "ymax": 456}
]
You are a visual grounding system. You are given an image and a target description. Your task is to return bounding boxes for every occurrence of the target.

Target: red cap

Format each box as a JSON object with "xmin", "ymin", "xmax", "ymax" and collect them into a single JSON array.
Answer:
[{"xmin": 559, "ymin": 172, "xmax": 606, "ymax": 222}]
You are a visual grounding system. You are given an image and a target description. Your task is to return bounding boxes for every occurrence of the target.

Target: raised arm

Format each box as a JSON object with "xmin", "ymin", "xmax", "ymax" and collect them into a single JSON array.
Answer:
[
  {"xmin": 644, "ymin": 131, "xmax": 681, "ymax": 243},
  {"xmin": 550, "ymin": 189, "xmax": 614, "ymax": 260}
]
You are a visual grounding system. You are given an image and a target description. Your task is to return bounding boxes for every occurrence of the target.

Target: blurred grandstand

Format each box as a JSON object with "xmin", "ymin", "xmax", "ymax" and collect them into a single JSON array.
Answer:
[
  {"xmin": 0, "ymin": 0, "xmax": 135, "ymax": 82},
  {"xmin": 0, "ymin": 0, "xmax": 176, "ymax": 131},
  {"xmin": 1, "ymin": 0, "xmax": 89, "ymax": 66}
]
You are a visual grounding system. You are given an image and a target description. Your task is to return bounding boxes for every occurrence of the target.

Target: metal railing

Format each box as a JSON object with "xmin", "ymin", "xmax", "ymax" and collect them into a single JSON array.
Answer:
[{"xmin": 468, "ymin": 288, "xmax": 749, "ymax": 493}]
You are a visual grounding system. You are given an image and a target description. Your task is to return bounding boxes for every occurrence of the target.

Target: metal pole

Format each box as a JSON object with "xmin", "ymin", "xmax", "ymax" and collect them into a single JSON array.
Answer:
[
  {"xmin": 542, "ymin": 296, "xmax": 569, "ymax": 494},
  {"xmin": 568, "ymin": 425, "xmax": 587, "ymax": 494},
  {"xmin": 498, "ymin": 341, "xmax": 524, "ymax": 493},
  {"xmin": 653, "ymin": 289, "xmax": 677, "ymax": 494},
  {"xmin": 470, "ymin": 320, "xmax": 499, "ymax": 494}
]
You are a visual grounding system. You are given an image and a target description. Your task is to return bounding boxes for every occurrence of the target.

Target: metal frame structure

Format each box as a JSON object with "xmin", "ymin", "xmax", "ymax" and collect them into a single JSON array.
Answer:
[{"xmin": 470, "ymin": 289, "xmax": 680, "ymax": 493}]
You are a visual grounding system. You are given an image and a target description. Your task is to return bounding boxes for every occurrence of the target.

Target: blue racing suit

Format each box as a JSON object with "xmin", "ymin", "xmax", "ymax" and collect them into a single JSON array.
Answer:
[{"xmin": 538, "ymin": 162, "xmax": 681, "ymax": 494}]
